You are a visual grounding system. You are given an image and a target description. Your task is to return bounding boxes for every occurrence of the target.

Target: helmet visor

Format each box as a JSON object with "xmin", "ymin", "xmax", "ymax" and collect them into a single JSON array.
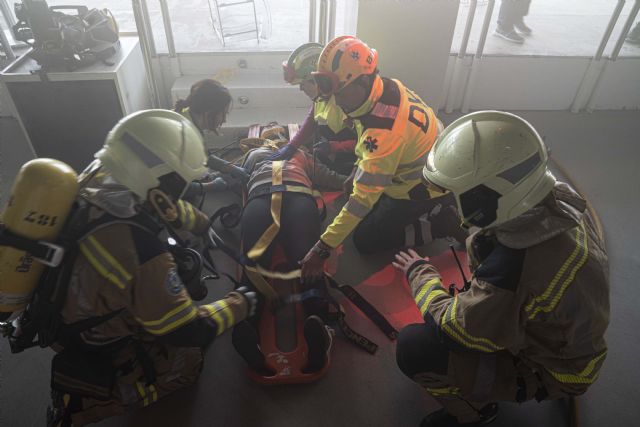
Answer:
[{"xmin": 312, "ymin": 72, "xmax": 340, "ymax": 97}]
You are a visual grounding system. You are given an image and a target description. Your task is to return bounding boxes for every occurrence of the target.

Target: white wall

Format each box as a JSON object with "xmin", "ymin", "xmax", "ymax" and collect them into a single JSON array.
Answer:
[
  {"xmin": 441, "ymin": 55, "xmax": 640, "ymax": 112},
  {"xmin": 356, "ymin": 0, "xmax": 459, "ymax": 110}
]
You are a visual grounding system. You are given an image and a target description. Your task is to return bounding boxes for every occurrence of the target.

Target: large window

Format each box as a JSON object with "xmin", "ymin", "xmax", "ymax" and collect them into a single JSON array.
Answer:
[
  {"xmin": 44, "ymin": 0, "xmax": 357, "ymax": 53},
  {"xmin": 452, "ymin": 0, "xmax": 640, "ymax": 57}
]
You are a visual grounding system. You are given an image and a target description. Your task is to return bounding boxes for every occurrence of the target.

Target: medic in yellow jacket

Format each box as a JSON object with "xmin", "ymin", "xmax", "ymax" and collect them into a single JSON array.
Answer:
[{"xmin": 300, "ymin": 36, "xmax": 442, "ymax": 282}]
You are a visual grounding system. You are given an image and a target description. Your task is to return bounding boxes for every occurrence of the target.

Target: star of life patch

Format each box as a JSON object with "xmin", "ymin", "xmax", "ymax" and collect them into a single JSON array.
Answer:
[{"xmin": 165, "ymin": 268, "xmax": 184, "ymax": 296}]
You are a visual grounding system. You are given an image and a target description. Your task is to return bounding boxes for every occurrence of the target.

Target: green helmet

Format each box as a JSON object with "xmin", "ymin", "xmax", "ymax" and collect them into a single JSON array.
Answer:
[
  {"xmin": 282, "ymin": 42, "xmax": 323, "ymax": 85},
  {"xmin": 422, "ymin": 111, "xmax": 556, "ymax": 229},
  {"xmin": 97, "ymin": 109, "xmax": 208, "ymax": 199}
]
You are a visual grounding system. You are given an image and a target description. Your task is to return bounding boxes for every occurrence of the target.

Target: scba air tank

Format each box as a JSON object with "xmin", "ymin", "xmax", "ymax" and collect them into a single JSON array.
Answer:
[{"xmin": 0, "ymin": 158, "xmax": 78, "ymax": 316}]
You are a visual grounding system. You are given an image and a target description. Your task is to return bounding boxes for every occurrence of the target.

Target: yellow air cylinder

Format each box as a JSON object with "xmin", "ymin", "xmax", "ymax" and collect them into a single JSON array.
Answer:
[{"xmin": 0, "ymin": 159, "xmax": 78, "ymax": 314}]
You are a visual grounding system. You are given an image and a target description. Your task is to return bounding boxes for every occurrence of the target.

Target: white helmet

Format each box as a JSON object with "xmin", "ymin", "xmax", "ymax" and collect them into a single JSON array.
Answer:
[
  {"xmin": 97, "ymin": 109, "xmax": 208, "ymax": 199},
  {"xmin": 422, "ymin": 111, "xmax": 555, "ymax": 229}
]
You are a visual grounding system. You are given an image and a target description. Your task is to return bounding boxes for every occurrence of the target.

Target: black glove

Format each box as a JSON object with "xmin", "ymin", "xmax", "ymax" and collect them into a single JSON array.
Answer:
[
  {"xmin": 207, "ymin": 155, "xmax": 250, "ymax": 183},
  {"xmin": 268, "ymin": 143, "xmax": 297, "ymax": 161}
]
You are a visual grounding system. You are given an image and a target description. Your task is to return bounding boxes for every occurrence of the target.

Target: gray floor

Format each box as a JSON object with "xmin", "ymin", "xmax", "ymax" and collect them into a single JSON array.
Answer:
[{"xmin": 1, "ymin": 110, "xmax": 639, "ymax": 426}]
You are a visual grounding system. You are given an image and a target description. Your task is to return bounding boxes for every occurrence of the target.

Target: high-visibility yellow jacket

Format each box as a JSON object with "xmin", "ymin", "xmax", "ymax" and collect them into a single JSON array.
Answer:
[
  {"xmin": 320, "ymin": 76, "xmax": 439, "ymax": 248},
  {"xmin": 314, "ymin": 96, "xmax": 356, "ymax": 144}
]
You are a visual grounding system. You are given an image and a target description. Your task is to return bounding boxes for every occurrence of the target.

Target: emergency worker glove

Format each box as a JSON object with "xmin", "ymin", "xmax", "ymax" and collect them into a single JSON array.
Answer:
[
  {"xmin": 313, "ymin": 138, "xmax": 331, "ymax": 157},
  {"xmin": 236, "ymin": 286, "xmax": 260, "ymax": 317},
  {"xmin": 268, "ymin": 143, "xmax": 297, "ymax": 161}
]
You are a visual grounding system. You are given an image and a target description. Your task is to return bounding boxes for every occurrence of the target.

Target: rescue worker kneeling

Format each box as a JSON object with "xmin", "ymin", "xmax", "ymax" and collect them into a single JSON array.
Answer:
[
  {"xmin": 231, "ymin": 146, "xmax": 347, "ymax": 375},
  {"xmin": 47, "ymin": 110, "xmax": 257, "ymax": 426},
  {"xmin": 393, "ymin": 111, "xmax": 609, "ymax": 427}
]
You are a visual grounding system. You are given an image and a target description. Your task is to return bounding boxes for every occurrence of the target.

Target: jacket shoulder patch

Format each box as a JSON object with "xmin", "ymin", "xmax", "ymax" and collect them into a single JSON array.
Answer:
[
  {"xmin": 165, "ymin": 268, "xmax": 185, "ymax": 296},
  {"xmin": 474, "ymin": 243, "xmax": 526, "ymax": 292}
]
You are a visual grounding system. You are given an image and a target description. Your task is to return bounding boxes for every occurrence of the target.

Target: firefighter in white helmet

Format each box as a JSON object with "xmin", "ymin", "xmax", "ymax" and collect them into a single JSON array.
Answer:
[
  {"xmin": 393, "ymin": 111, "xmax": 609, "ymax": 427},
  {"xmin": 40, "ymin": 110, "xmax": 257, "ymax": 426}
]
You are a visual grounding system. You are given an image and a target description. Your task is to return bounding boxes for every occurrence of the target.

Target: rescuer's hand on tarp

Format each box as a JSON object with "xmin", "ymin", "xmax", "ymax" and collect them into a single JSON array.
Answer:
[
  {"xmin": 300, "ymin": 240, "xmax": 332, "ymax": 284},
  {"xmin": 393, "ymin": 249, "xmax": 441, "ymax": 295}
]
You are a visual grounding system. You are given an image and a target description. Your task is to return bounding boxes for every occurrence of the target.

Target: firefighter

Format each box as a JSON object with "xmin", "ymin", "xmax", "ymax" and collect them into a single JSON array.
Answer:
[
  {"xmin": 271, "ymin": 41, "xmax": 358, "ymax": 175},
  {"xmin": 393, "ymin": 111, "xmax": 610, "ymax": 427},
  {"xmin": 46, "ymin": 110, "xmax": 257, "ymax": 426},
  {"xmin": 174, "ymin": 78, "xmax": 233, "ymax": 199},
  {"xmin": 300, "ymin": 36, "xmax": 462, "ymax": 283}
]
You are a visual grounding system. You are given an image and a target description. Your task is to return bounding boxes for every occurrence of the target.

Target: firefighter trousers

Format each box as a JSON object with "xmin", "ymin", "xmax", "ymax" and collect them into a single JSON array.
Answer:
[{"xmin": 396, "ymin": 322, "xmax": 567, "ymax": 423}]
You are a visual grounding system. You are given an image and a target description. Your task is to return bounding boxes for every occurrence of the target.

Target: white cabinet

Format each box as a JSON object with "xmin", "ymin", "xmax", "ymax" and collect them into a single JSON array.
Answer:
[{"xmin": 0, "ymin": 36, "xmax": 151, "ymax": 172}]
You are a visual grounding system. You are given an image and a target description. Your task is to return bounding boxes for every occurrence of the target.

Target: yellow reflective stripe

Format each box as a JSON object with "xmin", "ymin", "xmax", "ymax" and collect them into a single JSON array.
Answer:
[
  {"xmin": 548, "ymin": 351, "xmax": 607, "ymax": 384},
  {"xmin": 526, "ymin": 224, "xmax": 589, "ymax": 320},
  {"xmin": 136, "ymin": 382, "xmax": 149, "ymax": 406},
  {"xmin": 441, "ymin": 297, "xmax": 504, "ymax": 352},
  {"xmin": 246, "ymin": 161, "xmax": 283, "ymax": 260},
  {"xmin": 211, "ymin": 300, "xmax": 233, "ymax": 329},
  {"xmin": 426, "ymin": 386, "xmax": 460, "ymax": 397},
  {"xmin": 187, "ymin": 203, "xmax": 196, "ymax": 229},
  {"xmin": 80, "ymin": 236, "xmax": 132, "ymax": 290},
  {"xmin": 136, "ymin": 300, "xmax": 192, "ymax": 326},
  {"xmin": 354, "ymin": 168, "xmax": 393, "ymax": 187},
  {"xmin": 414, "ymin": 278, "xmax": 445, "ymax": 316},
  {"xmin": 421, "ymin": 290, "xmax": 449, "ymax": 317},
  {"xmin": 148, "ymin": 384, "xmax": 158, "ymax": 403},
  {"xmin": 204, "ymin": 303, "xmax": 228, "ymax": 336},
  {"xmin": 344, "ymin": 198, "xmax": 371, "ymax": 218},
  {"xmin": 135, "ymin": 300, "xmax": 198, "ymax": 335}
]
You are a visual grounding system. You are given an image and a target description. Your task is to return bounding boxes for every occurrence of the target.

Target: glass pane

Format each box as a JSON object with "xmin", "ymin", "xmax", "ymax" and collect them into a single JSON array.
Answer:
[
  {"xmin": 166, "ymin": 0, "xmax": 310, "ymax": 52},
  {"xmin": 614, "ymin": 1, "xmax": 640, "ymax": 57},
  {"xmin": 451, "ymin": 0, "xmax": 638, "ymax": 57}
]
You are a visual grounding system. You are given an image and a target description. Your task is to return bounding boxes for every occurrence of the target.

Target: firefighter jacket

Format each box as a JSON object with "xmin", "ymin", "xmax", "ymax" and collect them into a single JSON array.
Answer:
[
  {"xmin": 243, "ymin": 147, "xmax": 346, "ymax": 193},
  {"xmin": 320, "ymin": 76, "xmax": 439, "ymax": 248},
  {"xmin": 58, "ymin": 164, "xmax": 248, "ymax": 350},
  {"xmin": 407, "ymin": 182, "xmax": 609, "ymax": 395}
]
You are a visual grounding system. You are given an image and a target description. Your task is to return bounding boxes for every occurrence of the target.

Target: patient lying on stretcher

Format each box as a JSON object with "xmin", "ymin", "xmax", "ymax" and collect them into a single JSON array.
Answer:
[{"xmin": 232, "ymin": 147, "xmax": 347, "ymax": 375}]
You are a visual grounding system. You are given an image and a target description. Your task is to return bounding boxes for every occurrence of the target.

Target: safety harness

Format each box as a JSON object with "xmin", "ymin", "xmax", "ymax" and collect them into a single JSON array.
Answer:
[{"xmin": 207, "ymin": 160, "xmax": 397, "ymax": 354}]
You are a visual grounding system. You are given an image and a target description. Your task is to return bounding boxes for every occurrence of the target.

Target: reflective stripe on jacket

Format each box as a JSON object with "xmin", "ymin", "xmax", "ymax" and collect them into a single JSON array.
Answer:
[
  {"xmin": 321, "ymin": 76, "xmax": 439, "ymax": 248},
  {"xmin": 407, "ymin": 183, "xmax": 609, "ymax": 395}
]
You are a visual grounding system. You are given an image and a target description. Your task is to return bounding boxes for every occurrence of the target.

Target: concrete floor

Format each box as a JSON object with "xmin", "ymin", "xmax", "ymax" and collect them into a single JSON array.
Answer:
[{"xmin": 1, "ymin": 109, "xmax": 639, "ymax": 426}]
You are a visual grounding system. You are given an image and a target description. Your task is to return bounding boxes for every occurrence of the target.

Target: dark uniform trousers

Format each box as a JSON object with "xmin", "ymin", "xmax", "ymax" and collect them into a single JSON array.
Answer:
[{"xmin": 396, "ymin": 320, "xmax": 566, "ymax": 424}]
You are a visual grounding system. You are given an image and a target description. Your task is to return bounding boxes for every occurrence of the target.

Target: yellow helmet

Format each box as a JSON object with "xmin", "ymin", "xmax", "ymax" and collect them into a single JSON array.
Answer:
[
  {"xmin": 97, "ymin": 109, "xmax": 208, "ymax": 200},
  {"xmin": 282, "ymin": 42, "xmax": 323, "ymax": 85},
  {"xmin": 312, "ymin": 36, "xmax": 378, "ymax": 96},
  {"xmin": 423, "ymin": 111, "xmax": 556, "ymax": 229}
]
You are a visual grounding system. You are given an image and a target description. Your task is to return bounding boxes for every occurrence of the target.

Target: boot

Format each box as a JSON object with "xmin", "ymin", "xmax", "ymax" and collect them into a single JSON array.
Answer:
[
  {"xmin": 232, "ymin": 321, "xmax": 275, "ymax": 376},
  {"xmin": 303, "ymin": 315, "xmax": 333, "ymax": 373},
  {"xmin": 420, "ymin": 403, "xmax": 498, "ymax": 427}
]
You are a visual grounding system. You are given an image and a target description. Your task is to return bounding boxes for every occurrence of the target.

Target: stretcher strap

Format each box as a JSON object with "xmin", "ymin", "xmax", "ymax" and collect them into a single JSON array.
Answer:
[
  {"xmin": 246, "ymin": 161, "xmax": 284, "ymax": 260},
  {"xmin": 244, "ymin": 267, "xmax": 279, "ymax": 301},
  {"xmin": 326, "ymin": 299, "xmax": 378, "ymax": 354},
  {"xmin": 325, "ymin": 275, "xmax": 398, "ymax": 341},
  {"xmin": 246, "ymin": 264, "xmax": 301, "ymax": 280}
]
